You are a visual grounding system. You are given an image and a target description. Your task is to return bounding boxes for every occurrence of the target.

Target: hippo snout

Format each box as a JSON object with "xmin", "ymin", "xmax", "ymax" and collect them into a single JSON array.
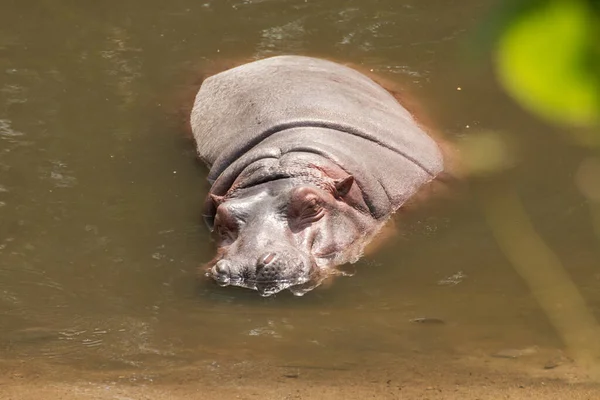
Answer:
[
  {"xmin": 208, "ymin": 250, "xmax": 314, "ymax": 296},
  {"xmin": 255, "ymin": 252, "xmax": 289, "ymax": 296},
  {"xmin": 254, "ymin": 251, "xmax": 311, "ymax": 296},
  {"xmin": 255, "ymin": 252, "xmax": 281, "ymax": 282}
]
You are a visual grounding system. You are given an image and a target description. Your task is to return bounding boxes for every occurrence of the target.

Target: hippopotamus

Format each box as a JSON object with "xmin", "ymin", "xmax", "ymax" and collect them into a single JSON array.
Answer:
[{"xmin": 190, "ymin": 55, "xmax": 444, "ymax": 296}]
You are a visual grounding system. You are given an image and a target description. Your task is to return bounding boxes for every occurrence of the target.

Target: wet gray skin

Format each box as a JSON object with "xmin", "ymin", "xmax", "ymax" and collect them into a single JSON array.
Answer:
[
  {"xmin": 206, "ymin": 178, "xmax": 376, "ymax": 297},
  {"xmin": 192, "ymin": 56, "xmax": 444, "ymax": 296}
]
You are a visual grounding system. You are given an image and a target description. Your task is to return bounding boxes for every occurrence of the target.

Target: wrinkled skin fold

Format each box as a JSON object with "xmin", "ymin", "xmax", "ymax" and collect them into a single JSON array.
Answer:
[{"xmin": 190, "ymin": 56, "xmax": 444, "ymax": 296}]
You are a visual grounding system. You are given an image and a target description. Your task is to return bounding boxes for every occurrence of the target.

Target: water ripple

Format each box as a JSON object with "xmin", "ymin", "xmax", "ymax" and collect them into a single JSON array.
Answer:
[
  {"xmin": 0, "ymin": 119, "xmax": 24, "ymax": 140},
  {"xmin": 43, "ymin": 160, "xmax": 77, "ymax": 188},
  {"xmin": 256, "ymin": 19, "xmax": 306, "ymax": 57}
]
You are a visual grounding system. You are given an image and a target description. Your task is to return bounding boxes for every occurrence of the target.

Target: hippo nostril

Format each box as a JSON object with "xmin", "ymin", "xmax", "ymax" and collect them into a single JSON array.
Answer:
[
  {"xmin": 212, "ymin": 260, "xmax": 231, "ymax": 286},
  {"xmin": 259, "ymin": 252, "xmax": 277, "ymax": 266},
  {"xmin": 215, "ymin": 260, "xmax": 230, "ymax": 275}
]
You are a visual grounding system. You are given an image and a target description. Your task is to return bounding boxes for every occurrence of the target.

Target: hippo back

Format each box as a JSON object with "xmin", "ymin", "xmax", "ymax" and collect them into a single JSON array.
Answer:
[{"xmin": 190, "ymin": 55, "xmax": 444, "ymax": 219}]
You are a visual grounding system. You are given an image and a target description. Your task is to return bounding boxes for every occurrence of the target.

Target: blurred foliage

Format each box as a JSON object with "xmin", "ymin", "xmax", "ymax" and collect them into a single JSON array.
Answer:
[
  {"xmin": 486, "ymin": 0, "xmax": 600, "ymax": 129},
  {"xmin": 471, "ymin": 2, "xmax": 600, "ymax": 377}
]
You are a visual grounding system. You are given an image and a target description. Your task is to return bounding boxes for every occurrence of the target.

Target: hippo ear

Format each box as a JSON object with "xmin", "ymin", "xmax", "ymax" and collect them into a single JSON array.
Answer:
[
  {"xmin": 334, "ymin": 176, "xmax": 354, "ymax": 198},
  {"xmin": 209, "ymin": 194, "xmax": 225, "ymax": 207}
]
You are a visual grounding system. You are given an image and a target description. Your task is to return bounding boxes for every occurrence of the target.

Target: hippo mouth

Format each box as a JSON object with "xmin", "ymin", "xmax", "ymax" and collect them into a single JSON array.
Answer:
[
  {"xmin": 206, "ymin": 272, "xmax": 316, "ymax": 297},
  {"xmin": 206, "ymin": 254, "xmax": 322, "ymax": 297}
]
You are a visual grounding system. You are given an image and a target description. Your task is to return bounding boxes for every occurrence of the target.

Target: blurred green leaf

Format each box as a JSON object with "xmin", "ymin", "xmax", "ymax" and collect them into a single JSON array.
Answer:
[{"xmin": 495, "ymin": 0, "xmax": 600, "ymax": 127}]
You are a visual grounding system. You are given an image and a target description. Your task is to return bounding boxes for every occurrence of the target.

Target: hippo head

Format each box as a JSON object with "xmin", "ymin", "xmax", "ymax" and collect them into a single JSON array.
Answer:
[{"xmin": 204, "ymin": 176, "xmax": 378, "ymax": 296}]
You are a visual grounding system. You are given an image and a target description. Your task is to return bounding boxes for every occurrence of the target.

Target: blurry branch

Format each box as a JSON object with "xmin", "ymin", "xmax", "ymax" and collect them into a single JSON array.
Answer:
[
  {"xmin": 481, "ymin": 0, "xmax": 600, "ymax": 250},
  {"xmin": 591, "ymin": 202, "xmax": 600, "ymax": 246},
  {"xmin": 458, "ymin": 128, "xmax": 600, "ymax": 377},
  {"xmin": 457, "ymin": 131, "xmax": 518, "ymax": 176},
  {"xmin": 576, "ymin": 157, "xmax": 600, "ymax": 241},
  {"xmin": 464, "ymin": 0, "xmax": 600, "ymax": 374},
  {"xmin": 479, "ymin": 182, "xmax": 600, "ymax": 378}
]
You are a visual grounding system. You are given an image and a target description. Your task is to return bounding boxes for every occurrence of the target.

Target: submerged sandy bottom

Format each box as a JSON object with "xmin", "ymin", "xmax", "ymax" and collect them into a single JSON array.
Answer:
[{"xmin": 2, "ymin": 351, "xmax": 599, "ymax": 400}]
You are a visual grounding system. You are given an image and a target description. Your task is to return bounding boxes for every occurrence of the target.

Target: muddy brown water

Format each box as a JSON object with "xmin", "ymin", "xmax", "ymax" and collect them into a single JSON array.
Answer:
[{"xmin": 1, "ymin": 0, "xmax": 600, "ymax": 396}]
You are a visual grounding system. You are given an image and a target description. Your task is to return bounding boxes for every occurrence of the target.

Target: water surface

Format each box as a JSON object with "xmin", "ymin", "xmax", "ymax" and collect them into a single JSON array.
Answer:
[{"xmin": 1, "ymin": 0, "xmax": 599, "ymax": 390}]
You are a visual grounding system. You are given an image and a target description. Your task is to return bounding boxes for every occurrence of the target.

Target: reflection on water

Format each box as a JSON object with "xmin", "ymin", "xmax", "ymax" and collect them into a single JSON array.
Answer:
[{"xmin": 1, "ymin": 0, "xmax": 599, "ymax": 390}]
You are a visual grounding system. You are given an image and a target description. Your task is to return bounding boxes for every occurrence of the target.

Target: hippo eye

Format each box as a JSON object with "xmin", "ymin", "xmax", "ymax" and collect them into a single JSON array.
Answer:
[
  {"xmin": 289, "ymin": 195, "xmax": 324, "ymax": 229},
  {"xmin": 214, "ymin": 207, "xmax": 238, "ymax": 243},
  {"xmin": 215, "ymin": 224, "xmax": 237, "ymax": 244},
  {"xmin": 303, "ymin": 198, "xmax": 321, "ymax": 216}
]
